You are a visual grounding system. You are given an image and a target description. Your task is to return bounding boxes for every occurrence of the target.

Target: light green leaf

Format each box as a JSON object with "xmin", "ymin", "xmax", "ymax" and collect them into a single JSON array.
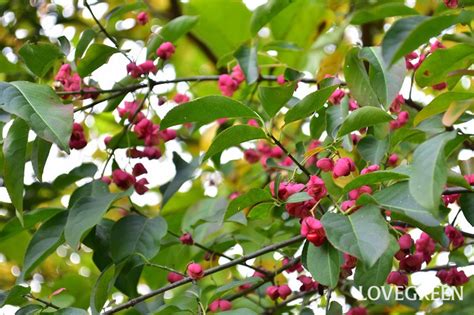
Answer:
[
  {"xmin": 18, "ymin": 42, "xmax": 63, "ymax": 77},
  {"xmin": 204, "ymin": 125, "xmax": 266, "ymax": 160},
  {"xmin": 75, "ymin": 29, "xmax": 96, "ymax": 60},
  {"xmin": 357, "ymin": 136, "xmax": 389, "ymax": 165},
  {"xmin": 259, "ymin": 82, "xmax": 296, "ymax": 117},
  {"xmin": 110, "ymin": 215, "xmax": 167, "ymax": 263},
  {"xmin": 226, "ymin": 188, "xmax": 273, "ymax": 219},
  {"xmin": 322, "ymin": 205, "xmax": 390, "ymax": 267},
  {"xmin": 285, "ymin": 85, "xmax": 337, "ymax": 124},
  {"xmin": 409, "ymin": 132, "xmax": 456, "ymax": 211},
  {"xmin": 351, "ymin": 3, "xmax": 418, "ymax": 25},
  {"xmin": 21, "ymin": 212, "xmax": 68, "ymax": 279},
  {"xmin": 77, "ymin": 44, "xmax": 119, "ymax": 77},
  {"xmin": 344, "ymin": 47, "xmax": 380, "ymax": 107},
  {"xmin": 31, "ymin": 137, "xmax": 52, "ymax": 182},
  {"xmin": 3, "ymin": 118, "xmax": 28, "ymax": 223},
  {"xmin": 415, "ymin": 44, "xmax": 474, "ymax": 88},
  {"xmin": 90, "ymin": 265, "xmax": 115, "ymax": 315},
  {"xmin": 250, "ymin": 0, "xmax": 294, "ymax": 35},
  {"xmin": 234, "ymin": 44, "xmax": 259, "ymax": 85},
  {"xmin": 382, "ymin": 15, "xmax": 461, "ymax": 65},
  {"xmin": 160, "ymin": 96, "xmax": 260, "ymax": 129},
  {"xmin": 147, "ymin": 16, "xmax": 199, "ymax": 58},
  {"xmin": 359, "ymin": 47, "xmax": 406, "ymax": 108},
  {"xmin": 65, "ymin": 183, "xmax": 131, "ymax": 249},
  {"xmin": 414, "ymin": 92, "xmax": 474, "ymax": 126},
  {"xmin": 337, "ymin": 107, "xmax": 393, "ymax": 137},
  {"xmin": 302, "ymin": 241, "xmax": 341, "ymax": 288},
  {"xmin": 0, "ymin": 81, "xmax": 73, "ymax": 152},
  {"xmin": 372, "ymin": 182, "xmax": 440, "ymax": 226},
  {"xmin": 343, "ymin": 171, "xmax": 409, "ymax": 193}
]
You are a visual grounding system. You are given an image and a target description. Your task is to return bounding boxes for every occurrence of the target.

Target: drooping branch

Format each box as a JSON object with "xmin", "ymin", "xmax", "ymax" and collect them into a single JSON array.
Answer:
[{"xmin": 102, "ymin": 235, "xmax": 304, "ymax": 314}]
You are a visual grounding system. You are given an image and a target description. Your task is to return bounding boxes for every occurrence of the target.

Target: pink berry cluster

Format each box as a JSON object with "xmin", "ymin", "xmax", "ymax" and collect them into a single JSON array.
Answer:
[
  {"xmin": 218, "ymin": 65, "xmax": 246, "ymax": 97},
  {"xmin": 55, "ymin": 64, "xmax": 97, "ymax": 99},
  {"xmin": 443, "ymin": 174, "xmax": 474, "ymax": 206},
  {"xmin": 244, "ymin": 137, "xmax": 292, "ymax": 167},
  {"xmin": 69, "ymin": 123, "xmax": 87, "ymax": 150},
  {"xmin": 103, "ymin": 162, "xmax": 149, "ymax": 195}
]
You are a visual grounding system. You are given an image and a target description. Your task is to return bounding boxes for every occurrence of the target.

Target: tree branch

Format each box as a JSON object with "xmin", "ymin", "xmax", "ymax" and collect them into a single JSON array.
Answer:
[
  {"xmin": 102, "ymin": 235, "xmax": 304, "ymax": 314},
  {"xmin": 268, "ymin": 134, "xmax": 311, "ymax": 177}
]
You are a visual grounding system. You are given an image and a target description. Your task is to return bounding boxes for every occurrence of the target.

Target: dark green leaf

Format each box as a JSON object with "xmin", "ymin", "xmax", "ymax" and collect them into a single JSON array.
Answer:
[
  {"xmin": 54, "ymin": 308, "xmax": 88, "ymax": 315},
  {"xmin": 18, "ymin": 42, "xmax": 63, "ymax": 77},
  {"xmin": 77, "ymin": 44, "xmax": 119, "ymax": 77},
  {"xmin": 0, "ymin": 285, "xmax": 30, "ymax": 307},
  {"xmin": 351, "ymin": 3, "xmax": 418, "ymax": 25},
  {"xmin": 160, "ymin": 96, "xmax": 260, "ymax": 129},
  {"xmin": 65, "ymin": 185, "xmax": 131, "ymax": 248},
  {"xmin": 286, "ymin": 191, "xmax": 313, "ymax": 203},
  {"xmin": 75, "ymin": 29, "xmax": 95, "ymax": 60},
  {"xmin": 0, "ymin": 81, "xmax": 73, "ymax": 152},
  {"xmin": 409, "ymin": 132, "xmax": 456, "ymax": 211},
  {"xmin": 322, "ymin": 205, "xmax": 390, "ymax": 267},
  {"xmin": 337, "ymin": 107, "xmax": 393, "ymax": 137},
  {"xmin": 414, "ymin": 92, "xmax": 474, "ymax": 126},
  {"xmin": 327, "ymin": 301, "xmax": 343, "ymax": 315},
  {"xmin": 110, "ymin": 215, "xmax": 167, "ymax": 262},
  {"xmin": 90, "ymin": 265, "xmax": 115, "ymax": 315},
  {"xmin": 204, "ymin": 125, "xmax": 266, "ymax": 160},
  {"xmin": 15, "ymin": 304, "xmax": 43, "ymax": 315},
  {"xmin": 250, "ymin": 0, "xmax": 294, "ymax": 35},
  {"xmin": 302, "ymin": 241, "xmax": 341, "ymax": 288},
  {"xmin": 21, "ymin": 212, "xmax": 68, "ymax": 279},
  {"xmin": 57, "ymin": 36, "xmax": 71, "ymax": 56},
  {"xmin": 259, "ymin": 82, "xmax": 296, "ymax": 117},
  {"xmin": 226, "ymin": 188, "xmax": 273, "ymax": 219},
  {"xmin": 372, "ymin": 182, "xmax": 440, "ymax": 226},
  {"xmin": 382, "ymin": 15, "xmax": 461, "ymax": 65},
  {"xmin": 234, "ymin": 44, "xmax": 259, "ymax": 85},
  {"xmin": 3, "ymin": 118, "xmax": 28, "ymax": 223},
  {"xmin": 31, "ymin": 137, "xmax": 52, "ymax": 182},
  {"xmin": 460, "ymin": 194, "xmax": 474, "ymax": 226},
  {"xmin": 160, "ymin": 152, "xmax": 200, "ymax": 206},
  {"xmin": 357, "ymin": 136, "xmax": 389, "ymax": 165},
  {"xmin": 285, "ymin": 85, "xmax": 337, "ymax": 124},
  {"xmin": 343, "ymin": 171, "xmax": 409, "ymax": 193},
  {"xmin": 52, "ymin": 163, "xmax": 98, "ymax": 190},
  {"xmin": 147, "ymin": 16, "xmax": 199, "ymax": 58}
]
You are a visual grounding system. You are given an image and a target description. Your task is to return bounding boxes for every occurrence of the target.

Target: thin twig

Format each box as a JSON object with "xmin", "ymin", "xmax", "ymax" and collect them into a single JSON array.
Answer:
[
  {"xmin": 102, "ymin": 235, "xmax": 304, "ymax": 314},
  {"xmin": 268, "ymin": 134, "xmax": 311, "ymax": 177},
  {"xmin": 25, "ymin": 294, "xmax": 60, "ymax": 310}
]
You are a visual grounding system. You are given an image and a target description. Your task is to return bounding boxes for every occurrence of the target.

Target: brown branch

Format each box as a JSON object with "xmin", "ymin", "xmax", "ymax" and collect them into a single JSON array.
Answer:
[
  {"xmin": 443, "ymin": 186, "xmax": 474, "ymax": 195},
  {"xmin": 25, "ymin": 294, "xmax": 60, "ymax": 310},
  {"xmin": 268, "ymin": 134, "xmax": 311, "ymax": 177},
  {"xmin": 102, "ymin": 235, "xmax": 304, "ymax": 314},
  {"xmin": 415, "ymin": 261, "xmax": 474, "ymax": 272}
]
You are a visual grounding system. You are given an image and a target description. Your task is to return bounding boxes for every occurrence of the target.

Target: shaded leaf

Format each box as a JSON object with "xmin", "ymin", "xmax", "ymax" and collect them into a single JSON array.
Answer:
[
  {"xmin": 285, "ymin": 85, "xmax": 337, "ymax": 124},
  {"xmin": 90, "ymin": 265, "xmax": 115, "ymax": 315},
  {"xmin": 302, "ymin": 241, "xmax": 341, "ymax": 288},
  {"xmin": 234, "ymin": 44, "xmax": 259, "ymax": 84},
  {"xmin": 19, "ymin": 42, "xmax": 63, "ymax": 77},
  {"xmin": 357, "ymin": 136, "xmax": 389, "ymax": 165},
  {"xmin": 351, "ymin": 3, "xmax": 418, "ymax": 25},
  {"xmin": 460, "ymin": 194, "xmax": 474, "ymax": 226},
  {"xmin": 75, "ymin": 29, "xmax": 95, "ymax": 60},
  {"xmin": 226, "ymin": 188, "xmax": 273, "ymax": 219},
  {"xmin": 77, "ymin": 44, "xmax": 119, "ymax": 77},
  {"xmin": 343, "ymin": 171, "xmax": 409, "ymax": 193},
  {"xmin": 31, "ymin": 137, "xmax": 52, "ymax": 182}
]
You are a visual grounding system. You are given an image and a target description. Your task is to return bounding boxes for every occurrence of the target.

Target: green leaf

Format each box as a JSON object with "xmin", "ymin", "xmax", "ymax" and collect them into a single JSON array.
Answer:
[
  {"xmin": 460, "ymin": 194, "xmax": 474, "ymax": 226},
  {"xmin": 447, "ymin": 170, "xmax": 472, "ymax": 190},
  {"xmin": 21, "ymin": 212, "xmax": 68, "ymax": 279},
  {"xmin": 343, "ymin": 171, "xmax": 409, "ymax": 193},
  {"xmin": 147, "ymin": 15, "xmax": 199, "ymax": 58},
  {"xmin": 0, "ymin": 208, "xmax": 63, "ymax": 242},
  {"xmin": 259, "ymin": 82, "xmax": 296, "ymax": 117},
  {"xmin": 106, "ymin": 1, "xmax": 147, "ymax": 26},
  {"xmin": 284, "ymin": 85, "xmax": 337, "ymax": 124},
  {"xmin": 55, "ymin": 308, "xmax": 88, "ymax": 315},
  {"xmin": 204, "ymin": 125, "xmax": 266, "ymax": 160},
  {"xmin": 226, "ymin": 188, "xmax": 273, "ymax": 219},
  {"xmin": 250, "ymin": 0, "xmax": 294, "ymax": 35},
  {"xmin": 357, "ymin": 136, "xmax": 389, "ymax": 165},
  {"xmin": 57, "ymin": 36, "xmax": 71, "ymax": 56},
  {"xmin": 90, "ymin": 265, "xmax": 115, "ymax": 315},
  {"xmin": 75, "ymin": 29, "xmax": 96, "ymax": 60},
  {"xmin": 160, "ymin": 96, "xmax": 260, "ymax": 129},
  {"xmin": 103, "ymin": 76, "xmax": 139, "ymax": 112},
  {"xmin": 15, "ymin": 304, "xmax": 43, "ymax": 315},
  {"xmin": 52, "ymin": 163, "xmax": 98, "ymax": 190},
  {"xmin": 409, "ymin": 132, "xmax": 456, "ymax": 211},
  {"xmin": 234, "ymin": 44, "xmax": 259, "ymax": 85},
  {"xmin": 0, "ymin": 81, "xmax": 73, "ymax": 152},
  {"xmin": 110, "ymin": 215, "xmax": 167, "ymax": 262},
  {"xmin": 327, "ymin": 302, "xmax": 343, "ymax": 315},
  {"xmin": 302, "ymin": 241, "xmax": 341, "ymax": 288},
  {"xmin": 354, "ymin": 236, "xmax": 398, "ymax": 288},
  {"xmin": 359, "ymin": 47, "xmax": 406, "ymax": 108},
  {"xmin": 351, "ymin": 3, "xmax": 418, "ymax": 25},
  {"xmin": 31, "ymin": 137, "xmax": 52, "ymax": 182},
  {"xmin": 371, "ymin": 182, "xmax": 440, "ymax": 226},
  {"xmin": 3, "ymin": 118, "xmax": 28, "ymax": 223},
  {"xmin": 160, "ymin": 152, "xmax": 200, "ymax": 206},
  {"xmin": 382, "ymin": 15, "xmax": 461, "ymax": 65},
  {"xmin": 0, "ymin": 285, "xmax": 30, "ymax": 307},
  {"xmin": 344, "ymin": 47, "xmax": 380, "ymax": 108},
  {"xmin": 326, "ymin": 97, "xmax": 349, "ymax": 139},
  {"xmin": 414, "ymin": 92, "xmax": 474, "ymax": 126},
  {"xmin": 18, "ymin": 42, "xmax": 63, "ymax": 77},
  {"xmin": 77, "ymin": 44, "xmax": 119, "ymax": 77},
  {"xmin": 322, "ymin": 205, "xmax": 390, "ymax": 267},
  {"xmin": 415, "ymin": 44, "xmax": 474, "ymax": 88},
  {"xmin": 286, "ymin": 191, "xmax": 313, "ymax": 203},
  {"xmin": 65, "ymin": 183, "xmax": 131, "ymax": 249},
  {"xmin": 337, "ymin": 107, "xmax": 393, "ymax": 137}
]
